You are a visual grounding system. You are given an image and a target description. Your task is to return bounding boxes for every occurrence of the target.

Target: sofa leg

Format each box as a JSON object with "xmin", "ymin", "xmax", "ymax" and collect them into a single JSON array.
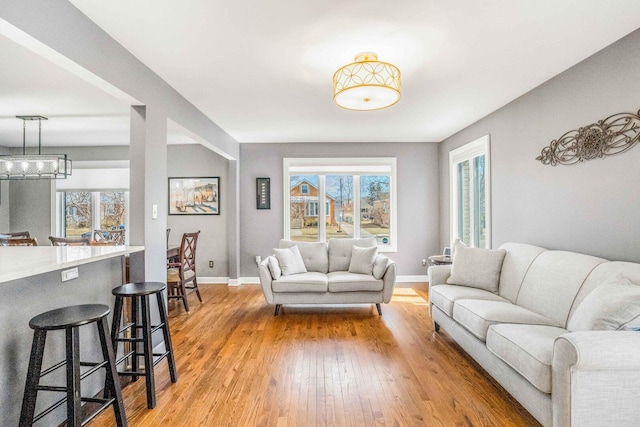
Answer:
[
  {"xmin": 434, "ymin": 322, "xmax": 440, "ymax": 332},
  {"xmin": 375, "ymin": 303, "xmax": 382, "ymax": 316},
  {"xmin": 274, "ymin": 304, "xmax": 281, "ymax": 317}
]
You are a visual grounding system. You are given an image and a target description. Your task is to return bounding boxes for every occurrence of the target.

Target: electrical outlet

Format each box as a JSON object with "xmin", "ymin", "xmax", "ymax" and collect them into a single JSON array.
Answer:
[
  {"xmin": 255, "ymin": 255, "xmax": 262, "ymax": 265},
  {"xmin": 421, "ymin": 259, "xmax": 427, "ymax": 267},
  {"xmin": 61, "ymin": 267, "xmax": 79, "ymax": 282},
  {"xmin": 209, "ymin": 261, "xmax": 214, "ymax": 268}
]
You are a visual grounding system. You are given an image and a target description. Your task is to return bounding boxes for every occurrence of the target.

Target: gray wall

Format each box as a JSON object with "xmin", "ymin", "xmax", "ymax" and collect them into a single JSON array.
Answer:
[
  {"xmin": 240, "ymin": 142, "xmax": 440, "ymax": 277},
  {"xmin": 439, "ymin": 28, "xmax": 640, "ymax": 262},
  {"xmin": 167, "ymin": 144, "xmax": 229, "ymax": 277},
  {"xmin": 9, "ymin": 180, "xmax": 52, "ymax": 244}
]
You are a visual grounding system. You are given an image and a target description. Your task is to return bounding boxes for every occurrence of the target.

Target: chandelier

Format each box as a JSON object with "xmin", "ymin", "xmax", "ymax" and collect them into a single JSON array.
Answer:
[
  {"xmin": 333, "ymin": 52, "xmax": 401, "ymax": 111},
  {"xmin": 0, "ymin": 116, "xmax": 72, "ymax": 180}
]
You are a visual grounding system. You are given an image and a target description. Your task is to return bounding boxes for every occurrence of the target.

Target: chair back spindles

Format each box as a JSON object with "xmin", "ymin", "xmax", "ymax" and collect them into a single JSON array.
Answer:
[{"xmin": 49, "ymin": 236, "xmax": 90, "ymax": 246}]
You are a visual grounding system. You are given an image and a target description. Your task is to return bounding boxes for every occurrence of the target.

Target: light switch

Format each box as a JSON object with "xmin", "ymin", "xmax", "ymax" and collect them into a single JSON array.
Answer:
[{"xmin": 152, "ymin": 204, "xmax": 158, "ymax": 219}]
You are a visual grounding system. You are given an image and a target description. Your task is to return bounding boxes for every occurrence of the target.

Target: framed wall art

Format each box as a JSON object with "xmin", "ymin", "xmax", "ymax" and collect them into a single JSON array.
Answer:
[
  {"xmin": 168, "ymin": 177, "xmax": 220, "ymax": 215},
  {"xmin": 256, "ymin": 177, "xmax": 270, "ymax": 209}
]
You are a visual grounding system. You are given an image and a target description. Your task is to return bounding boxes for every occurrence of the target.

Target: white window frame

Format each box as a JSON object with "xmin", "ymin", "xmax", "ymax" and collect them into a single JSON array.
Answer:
[
  {"xmin": 449, "ymin": 135, "xmax": 491, "ymax": 248},
  {"xmin": 283, "ymin": 157, "xmax": 397, "ymax": 252}
]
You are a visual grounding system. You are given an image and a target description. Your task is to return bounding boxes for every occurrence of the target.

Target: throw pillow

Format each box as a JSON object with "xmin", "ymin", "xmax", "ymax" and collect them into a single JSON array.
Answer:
[
  {"xmin": 348, "ymin": 245, "xmax": 378, "ymax": 275},
  {"xmin": 446, "ymin": 239, "xmax": 507, "ymax": 293},
  {"xmin": 267, "ymin": 256, "xmax": 282, "ymax": 280},
  {"xmin": 568, "ymin": 274, "xmax": 640, "ymax": 331},
  {"xmin": 372, "ymin": 254, "xmax": 389, "ymax": 279},
  {"xmin": 273, "ymin": 245, "xmax": 307, "ymax": 276}
]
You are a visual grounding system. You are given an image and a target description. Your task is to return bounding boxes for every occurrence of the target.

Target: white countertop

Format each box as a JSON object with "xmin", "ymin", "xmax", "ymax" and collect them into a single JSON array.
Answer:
[{"xmin": 0, "ymin": 245, "xmax": 144, "ymax": 283}]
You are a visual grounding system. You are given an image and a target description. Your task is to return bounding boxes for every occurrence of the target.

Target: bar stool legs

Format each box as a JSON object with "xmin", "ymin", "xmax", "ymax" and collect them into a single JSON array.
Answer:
[
  {"xmin": 111, "ymin": 282, "xmax": 178, "ymax": 410},
  {"xmin": 20, "ymin": 304, "xmax": 126, "ymax": 427}
]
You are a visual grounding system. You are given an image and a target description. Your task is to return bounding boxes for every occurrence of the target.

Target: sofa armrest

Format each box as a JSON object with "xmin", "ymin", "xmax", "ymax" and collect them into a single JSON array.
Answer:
[
  {"xmin": 381, "ymin": 259, "xmax": 397, "ymax": 303},
  {"xmin": 428, "ymin": 265, "xmax": 452, "ymax": 292},
  {"xmin": 258, "ymin": 256, "xmax": 275, "ymax": 304},
  {"xmin": 552, "ymin": 331, "xmax": 640, "ymax": 427}
]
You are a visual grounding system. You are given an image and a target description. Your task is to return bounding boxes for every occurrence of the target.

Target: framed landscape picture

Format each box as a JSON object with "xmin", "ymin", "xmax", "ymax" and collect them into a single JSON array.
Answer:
[{"xmin": 168, "ymin": 177, "xmax": 220, "ymax": 215}]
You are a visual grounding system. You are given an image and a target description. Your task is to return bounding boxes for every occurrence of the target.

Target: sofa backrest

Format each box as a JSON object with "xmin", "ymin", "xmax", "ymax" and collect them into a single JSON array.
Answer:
[
  {"xmin": 278, "ymin": 240, "xmax": 328, "ymax": 273},
  {"xmin": 566, "ymin": 261, "xmax": 640, "ymax": 325},
  {"xmin": 497, "ymin": 243, "xmax": 547, "ymax": 303},
  {"xmin": 328, "ymin": 237, "xmax": 377, "ymax": 272},
  {"xmin": 515, "ymin": 251, "xmax": 606, "ymax": 327}
]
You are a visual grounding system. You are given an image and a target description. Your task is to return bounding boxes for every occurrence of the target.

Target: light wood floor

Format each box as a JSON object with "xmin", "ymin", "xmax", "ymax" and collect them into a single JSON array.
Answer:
[{"xmin": 92, "ymin": 284, "xmax": 539, "ymax": 427}]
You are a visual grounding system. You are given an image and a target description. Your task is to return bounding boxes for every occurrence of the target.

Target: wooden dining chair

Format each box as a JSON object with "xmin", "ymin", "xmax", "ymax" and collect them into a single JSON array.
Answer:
[
  {"xmin": 49, "ymin": 236, "xmax": 90, "ymax": 246},
  {"xmin": 167, "ymin": 231, "xmax": 202, "ymax": 312},
  {"xmin": 93, "ymin": 229, "xmax": 125, "ymax": 245},
  {"xmin": 0, "ymin": 231, "xmax": 31, "ymax": 239},
  {"xmin": 0, "ymin": 237, "xmax": 38, "ymax": 246}
]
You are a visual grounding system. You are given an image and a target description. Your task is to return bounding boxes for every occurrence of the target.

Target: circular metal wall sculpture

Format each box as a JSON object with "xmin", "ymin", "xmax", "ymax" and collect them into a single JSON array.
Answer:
[{"xmin": 536, "ymin": 109, "xmax": 640, "ymax": 166}]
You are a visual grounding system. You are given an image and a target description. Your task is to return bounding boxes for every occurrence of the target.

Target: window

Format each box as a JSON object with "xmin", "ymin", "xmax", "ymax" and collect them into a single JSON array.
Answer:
[
  {"xmin": 284, "ymin": 158, "xmax": 397, "ymax": 251},
  {"xmin": 59, "ymin": 191, "xmax": 128, "ymax": 241},
  {"xmin": 450, "ymin": 135, "xmax": 491, "ymax": 248}
]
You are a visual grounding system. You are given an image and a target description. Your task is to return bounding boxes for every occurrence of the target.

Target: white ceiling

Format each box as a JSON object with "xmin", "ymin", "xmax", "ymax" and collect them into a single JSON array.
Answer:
[{"xmin": 1, "ymin": 2, "xmax": 639, "ymax": 148}]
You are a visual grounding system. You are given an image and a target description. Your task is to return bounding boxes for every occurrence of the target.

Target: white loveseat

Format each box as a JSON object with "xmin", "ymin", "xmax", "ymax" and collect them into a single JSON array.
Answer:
[
  {"xmin": 259, "ymin": 238, "xmax": 397, "ymax": 316},
  {"xmin": 428, "ymin": 242, "xmax": 640, "ymax": 427}
]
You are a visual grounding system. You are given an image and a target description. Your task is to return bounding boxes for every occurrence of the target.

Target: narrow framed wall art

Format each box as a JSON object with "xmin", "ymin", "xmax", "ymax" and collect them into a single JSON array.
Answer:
[{"xmin": 256, "ymin": 177, "xmax": 270, "ymax": 210}]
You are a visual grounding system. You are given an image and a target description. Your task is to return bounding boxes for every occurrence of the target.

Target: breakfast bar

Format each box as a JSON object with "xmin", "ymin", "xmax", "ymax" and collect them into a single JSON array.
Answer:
[{"xmin": 0, "ymin": 245, "xmax": 144, "ymax": 426}]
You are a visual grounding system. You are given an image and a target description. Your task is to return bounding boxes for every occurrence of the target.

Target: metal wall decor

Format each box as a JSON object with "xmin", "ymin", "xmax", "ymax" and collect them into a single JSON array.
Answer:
[{"xmin": 537, "ymin": 109, "xmax": 640, "ymax": 166}]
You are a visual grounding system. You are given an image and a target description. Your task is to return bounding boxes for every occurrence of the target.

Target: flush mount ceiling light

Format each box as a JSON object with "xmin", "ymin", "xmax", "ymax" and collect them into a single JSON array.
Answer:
[
  {"xmin": 0, "ymin": 115, "xmax": 72, "ymax": 180},
  {"xmin": 333, "ymin": 52, "xmax": 401, "ymax": 111}
]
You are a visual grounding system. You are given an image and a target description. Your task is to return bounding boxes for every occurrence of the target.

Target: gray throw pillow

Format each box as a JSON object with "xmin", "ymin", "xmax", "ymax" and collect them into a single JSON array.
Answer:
[
  {"xmin": 447, "ymin": 240, "xmax": 506, "ymax": 293},
  {"xmin": 568, "ymin": 274, "xmax": 640, "ymax": 331},
  {"xmin": 273, "ymin": 245, "xmax": 307, "ymax": 276},
  {"xmin": 348, "ymin": 245, "xmax": 378, "ymax": 275}
]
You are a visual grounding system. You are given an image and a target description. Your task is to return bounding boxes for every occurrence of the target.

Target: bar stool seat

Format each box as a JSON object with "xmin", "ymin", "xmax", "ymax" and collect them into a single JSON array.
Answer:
[
  {"xmin": 111, "ymin": 282, "xmax": 177, "ymax": 409},
  {"xmin": 20, "ymin": 304, "xmax": 126, "ymax": 427}
]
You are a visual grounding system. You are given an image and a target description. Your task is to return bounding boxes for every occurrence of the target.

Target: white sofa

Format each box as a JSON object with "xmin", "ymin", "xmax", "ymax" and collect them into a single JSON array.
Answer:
[
  {"xmin": 428, "ymin": 242, "xmax": 640, "ymax": 427},
  {"xmin": 259, "ymin": 238, "xmax": 397, "ymax": 316}
]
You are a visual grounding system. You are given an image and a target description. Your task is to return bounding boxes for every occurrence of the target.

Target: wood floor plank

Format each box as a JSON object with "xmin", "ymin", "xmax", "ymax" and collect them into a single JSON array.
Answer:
[{"xmin": 90, "ymin": 284, "xmax": 540, "ymax": 427}]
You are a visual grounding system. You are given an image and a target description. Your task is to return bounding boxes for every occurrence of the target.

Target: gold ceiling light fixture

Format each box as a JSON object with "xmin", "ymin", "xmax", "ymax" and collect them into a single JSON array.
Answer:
[
  {"xmin": 333, "ymin": 52, "xmax": 401, "ymax": 111},
  {"xmin": 0, "ymin": 115, "xmax": 72, "ymax": 180}
]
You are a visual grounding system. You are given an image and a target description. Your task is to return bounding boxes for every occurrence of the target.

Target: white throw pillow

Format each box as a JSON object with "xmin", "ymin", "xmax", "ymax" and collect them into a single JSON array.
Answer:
[
  {"xmin": 447, "ymin": 240, "xmax": 506, "ymax": 293},
  {"xmin": 372, "ymin": 254, "xmax": 389, "ymax": 279},
  {"xmin": 267, "ymin": 256, "xmax": 282, "ymax": 280},
  {"xmin": 348, "ymin": 245, "xmax": 378, "ymax": 275},
  {"xmin": 273, "ymin": 245, "xmax": 307, "ymax": 276},
  {"xmin": 568, "ymin": 274, "xmax": 640, "ymax": 331}
]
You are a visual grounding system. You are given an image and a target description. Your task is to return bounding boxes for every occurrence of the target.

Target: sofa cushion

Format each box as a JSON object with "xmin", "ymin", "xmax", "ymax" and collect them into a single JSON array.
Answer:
[
  {"xmin": 272, "ymin": 272, "xmax": 328, "ymax": 293},
  {"xmin": 567, "ymin": 273, "xmax": 640, "ymax": 332},
  {"xmin": 497, "ymin": 243, "xmax": 547, "ymax": 303},
  {"xmin": 279, "ymin": 240, "xmax": 328, "ymax": 273},
  {"xmin": 274, "ymin": 245, "xmax": 307, "ymax": 276},
  {"xmin": 487, "ymin": 324, "xmax": 567, "ymax": 394},
  {"xmin": 328, "ymin": 237, "xmax": 377, "ymax": 272},
  {"xmin": 447, "ymin": 240, "xmax": 507, "ymax": 293},
  {"xmin": 348, "ymin": 245, "xmax": 378, "ymax": 275},
  {"xmin": 327, "ymin": 272, "xmax": 383, "ymax": 292},
  {"xmin": 430, "ymin": 284, "xmax": 509, "ymax": 317},
  {"xmin": 452, "ymin": 299, "xmax": 556, "ymax": 341}
]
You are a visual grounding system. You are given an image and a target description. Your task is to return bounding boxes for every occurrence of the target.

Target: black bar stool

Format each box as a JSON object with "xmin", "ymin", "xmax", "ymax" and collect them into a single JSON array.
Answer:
[
  {"xmin": 111, "ymin": 282, "xmax": 177, "ymax": 409},
  {"xmin": 20, "ymin": 304, "xmax": 127, "ymax": 427}
]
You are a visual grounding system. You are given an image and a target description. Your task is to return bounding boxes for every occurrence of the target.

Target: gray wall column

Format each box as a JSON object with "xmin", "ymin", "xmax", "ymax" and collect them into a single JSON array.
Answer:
[
  {"xmin": 129, "ymin": 105, "xmax": 167, "ymax": 282},
  {"xmin": 228, "ymin": 159, "xmax": 240, "ymax": 280}
]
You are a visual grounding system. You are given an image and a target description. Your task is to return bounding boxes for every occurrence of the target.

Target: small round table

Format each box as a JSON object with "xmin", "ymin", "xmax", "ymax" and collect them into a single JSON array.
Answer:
[{"xmin": 428, "ymin": 255, "xmax": 452, "ymax": 266}]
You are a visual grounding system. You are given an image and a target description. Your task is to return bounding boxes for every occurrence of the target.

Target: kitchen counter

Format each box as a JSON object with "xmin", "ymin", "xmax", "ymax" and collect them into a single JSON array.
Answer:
[{"xmin": 0, "ymin": 245, "xmax": 144, "ymax": 283}]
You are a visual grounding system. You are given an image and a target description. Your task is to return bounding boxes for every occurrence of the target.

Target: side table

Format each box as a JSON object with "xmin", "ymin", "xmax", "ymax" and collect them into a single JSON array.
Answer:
[{"xmin": 428, "ymin": 255, "xmax": 452, "ymax": 266}]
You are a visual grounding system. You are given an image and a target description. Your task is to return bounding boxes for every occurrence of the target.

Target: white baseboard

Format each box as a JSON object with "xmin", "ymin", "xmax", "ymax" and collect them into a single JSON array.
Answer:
[
  {"xmin": 198, "ymin": 276, "xmax": 231, "ymax": 285},
  {"xmin": 225, "ymin": 275, "xmax": 427, "ymax": 287}
]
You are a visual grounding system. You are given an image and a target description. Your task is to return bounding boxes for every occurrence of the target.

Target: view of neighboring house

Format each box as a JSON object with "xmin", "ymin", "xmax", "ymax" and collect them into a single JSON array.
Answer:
[{"xmin": 290, "ymin": 179, "xmax": 336, "ymax": 228}]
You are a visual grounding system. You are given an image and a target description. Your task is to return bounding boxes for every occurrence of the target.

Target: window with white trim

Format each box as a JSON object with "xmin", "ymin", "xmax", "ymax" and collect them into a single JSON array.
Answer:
[
  {"xmin": 284, "ymin": 158, "xmax": 397, "ymax": 251},
  {"xmin": 450, "ymin": 135, "xmax": 491, "ymax": 248}
]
